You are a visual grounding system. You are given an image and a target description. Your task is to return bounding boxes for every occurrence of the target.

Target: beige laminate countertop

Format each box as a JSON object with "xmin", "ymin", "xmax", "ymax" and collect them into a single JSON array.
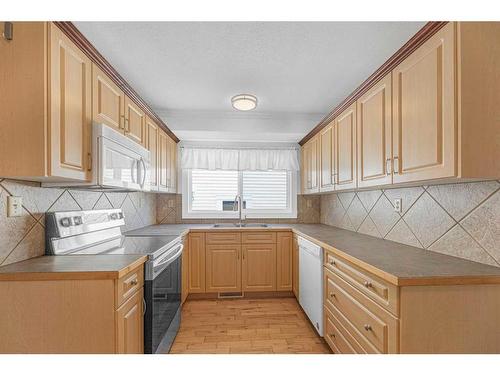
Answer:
[
  {"xmin": 0, "ymin": 254, "xmax": 147, "ymax": 281},
  {"xmin": 126, "ymin": 223, "xmax": 500, "ymax": 286}
]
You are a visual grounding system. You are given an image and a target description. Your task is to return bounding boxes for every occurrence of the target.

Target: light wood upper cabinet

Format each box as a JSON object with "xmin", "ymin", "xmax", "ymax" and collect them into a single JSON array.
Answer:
[
  {"xmin": 124, "ymin": 96, "xmax": 146, "ymax": 145},
  {"xmin": 167, "ymin": 136, "xmax": 178, "ymax": 193},
  {"xmin": 302, "ymin": 135, "xmax": 319, "ymax": 194},
  {"xmin": 116, "ymin": 288, "xmax": 144, "ymax": 354},
  {"xmin": 319, "ymin": 123, "xmax": 336, "ymax": 192},
  {"xmin": 49, "ymin": 23, "xmax": 92, "ymax": 181},
  {"xmin": 92, "ymin": 64, "xmax": 124, "ymax": 131},
  {"xmin": 146, "ymin": 117, "xmax": 159, "ymax": 191},
  {"xmin": 335, "ymin": 103, "xmax": 357, "ymax": 190},
  {"xmin": 242, "ymin": 244, "xmax": 277, "ymax": 292},
  {"xmin": 188, "ymin": 233, "xmax": 206, "ymax": 293},
  {"xmin": 392, "ymin": 23, "xmax": 456, "ymax": 183},
  {"xmin": 206, "ymin": 244, "xmax": 242, "ymax": 293},
  {"xmin": 357, "ymin": 73, "xmax": 392, "ymax": 188},
  {"xmin": 276, "ymin": 232, "xmax": 293, "ymax": 291},
  {"xmin": 158, "ymin": 131, "xmax": 168, "ymax": 191}
]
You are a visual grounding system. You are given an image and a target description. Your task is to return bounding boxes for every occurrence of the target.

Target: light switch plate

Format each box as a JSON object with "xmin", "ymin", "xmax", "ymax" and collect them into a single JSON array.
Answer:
[
  {"xmin": 7, "ymin": 196, "xmax": 23, "ymax": 217},
  {"xmin": 394, "ymin": 198, "xmax": 402, "ymax": 213}
]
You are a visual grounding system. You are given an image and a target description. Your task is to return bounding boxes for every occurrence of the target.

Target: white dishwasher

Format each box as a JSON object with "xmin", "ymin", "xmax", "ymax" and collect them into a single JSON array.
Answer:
[{"xmin": 298, "ymin": 236, "xmax": 324, "ymax": 336}]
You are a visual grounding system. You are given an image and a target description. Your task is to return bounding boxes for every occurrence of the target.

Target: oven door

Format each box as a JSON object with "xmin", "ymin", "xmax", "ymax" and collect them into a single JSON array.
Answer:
[{"xmin": 144, "ymin": 244, "xmax": 183, "ymax": 354}]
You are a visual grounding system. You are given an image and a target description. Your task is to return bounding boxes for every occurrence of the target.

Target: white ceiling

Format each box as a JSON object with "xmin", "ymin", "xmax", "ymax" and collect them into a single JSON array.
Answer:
[{"xmin": 75, "ymin": 22, "xmax": 425, "ymax": 142}]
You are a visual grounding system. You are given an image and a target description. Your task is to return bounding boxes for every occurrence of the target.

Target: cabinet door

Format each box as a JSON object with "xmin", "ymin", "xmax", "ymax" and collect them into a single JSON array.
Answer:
[
  {"xmin": 206, "ymin": 245, "xmax": 242, "ymax": 292},
  {"xmin": 357, "ymin": 74, "xmax": 392, "ymax": 188},
  {"xmin": 276, "ymin": 232, "xmax": 292, "ymax": 291},
  {"xmin": 124, "ymin": 96, "xmax": 146, "ymax": 145},
  {"xmin": 242, "ymin": 244, "xmax": 276, "ymax": 292},
  {"xmin": 309, "ymin": 136, "xmax": 319, "ymax": 191},
  {"xmin": 335, "ymin": 103, "xmax": 357, "ymax": 190},
  {"xmin": 188, "ymin": 233, "xmax": 206, "ymax": 293},
  {"xmin": 166, "ymin": 136, "xmax": 177, "ymax": 193},
  {"xmin": 92, "ymin": 64, "xmax": 124, "ymax": 131},
  {"xmin": 116, "ymin": 288, "xmax": 144, "ymax": 354},
  {"xmin": 181, "ymin": 236, "xmax": 189, "ymax": 305},
  {"xmin": 392, "ymin": 22, "xmax": 456, "ymax": 183},
  {"xmin": 158, "ymin": 131, "xmax": 168, "ymax": 192},
  {"xmin": 319, "ymin": 123, "xmax": 335, "ymax": 192},
  {"xmin": 49, "ymin": 23, "xmax": 92, "ymax": 181},
  {"xmin": 301, "ymin": 142, "xmax": 310, "ymax": 194},
  {"xmin": 146, "ymin": 117, "xmax": 159, "ymax": 191},
  {"xmin": 292, "ymin": 236, "xmax": 299, "ymax": 299}
]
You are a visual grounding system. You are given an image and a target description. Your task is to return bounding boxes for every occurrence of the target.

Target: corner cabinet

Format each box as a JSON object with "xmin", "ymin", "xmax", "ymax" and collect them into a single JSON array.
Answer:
[
  {"xmin": 300, "ymin": 22, "xmax": 500, "ymax": 194},
  {"xmin": 302, "ymin": 135, "xmax": 320, "ymax": 194}
]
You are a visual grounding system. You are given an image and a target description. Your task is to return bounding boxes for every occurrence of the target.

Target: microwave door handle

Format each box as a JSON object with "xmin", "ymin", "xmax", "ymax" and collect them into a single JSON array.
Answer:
[{"xmin": 140, "ymin": 158, "xmax": 147, "ymax": 187}]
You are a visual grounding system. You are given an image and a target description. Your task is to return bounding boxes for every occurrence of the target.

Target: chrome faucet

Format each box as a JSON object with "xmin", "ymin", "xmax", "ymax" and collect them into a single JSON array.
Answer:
[{"xmin": 233, "ymin": 194, "xmax": 244, "ymax": 226}]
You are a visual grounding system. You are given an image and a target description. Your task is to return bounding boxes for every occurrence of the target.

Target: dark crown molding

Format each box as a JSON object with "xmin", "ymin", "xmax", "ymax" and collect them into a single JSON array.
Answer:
[
  {"xmin": 298, "ymin": 21, "xmax": 449, "ymax": 146},
  {"xmin": 53, "ymin": 21, "xmax": 179, "ymax": 143}
]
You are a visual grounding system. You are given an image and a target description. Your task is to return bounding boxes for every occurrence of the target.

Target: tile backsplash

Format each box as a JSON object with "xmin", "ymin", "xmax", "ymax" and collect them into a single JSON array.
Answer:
[
  {"xmin": 0, "ymin": 179, "xmax": 156, "ymax": 266},
  {"xmin": 320, "ymin": 180, "xmax": 500, "ymax": 267},
  {"xmin": 156, "ymin": 194, "xmax": 320, "ymax": 224}
]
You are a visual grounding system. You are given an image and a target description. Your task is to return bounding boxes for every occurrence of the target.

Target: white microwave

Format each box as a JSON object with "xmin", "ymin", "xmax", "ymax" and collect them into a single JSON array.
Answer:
[{"xmin": 44, "ymin": 123, "xmax": 151, "ymax": 192}]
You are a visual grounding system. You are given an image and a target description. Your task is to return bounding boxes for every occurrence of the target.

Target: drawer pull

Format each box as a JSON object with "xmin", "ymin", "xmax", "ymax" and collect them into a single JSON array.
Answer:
[
  {"xmin": 363, "ymin": 281, "xmax": 372, "ymax": 288},
  {"xmin": 329, "ymin": 333, "xmax": 336, "ymax": 339},
  {"xmin": 129, "ymin": 279, "xmax": 138, "ymax": 286},
  {"xmin": 329, "ymin": 260, "xmax": 336, "ymax": 266},
  {"xmin": 364, "ymin": 324, "xmax": 372, "ymax": 331},
  {"xmin": 329, "ymin": 292, "xmax": 336, "ymax": 299}
]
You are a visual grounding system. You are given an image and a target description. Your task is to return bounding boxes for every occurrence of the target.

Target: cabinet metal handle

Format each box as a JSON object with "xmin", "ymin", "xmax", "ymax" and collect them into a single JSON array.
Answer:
[
  {"xmin": 364, "ymin": 324, "xmax": 372, "ymax": 331},
  {"xmin": 329, "ymin": 293, "xmax": 336, "ymax": 299},
  {"xmin": 329, "ymin": 260, "xmax": 335, "ymax": 266},
  {"xmin": 130, "ymin": 279, "xmax": 138, "ymax": 286},
  {"xmin": 3, "ymin": 22, "xmax": 13, "ymax": 41},
  {"xmin": 386, "ymin": 158, "xmax": 392, "ymax": 175},
  {"xmin": 330, "ymin": 333, "xmax": 336, "ymax": 339},
  {"xmin": 393, "ymin": 156, "xmax": 399, "ymax": 174},
  {"xmin": 364, "ymin": 281, "xmax": 372, "ymax": 288},
  {"xmin": 87, "ymin": 153, "xmax": 92, "ymax": 172}
]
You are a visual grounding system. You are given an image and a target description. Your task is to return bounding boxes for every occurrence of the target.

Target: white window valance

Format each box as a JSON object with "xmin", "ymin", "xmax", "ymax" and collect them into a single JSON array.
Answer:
[{"xmin": 181, "ymin": 147, "xmax": 299, "ymax": 171}]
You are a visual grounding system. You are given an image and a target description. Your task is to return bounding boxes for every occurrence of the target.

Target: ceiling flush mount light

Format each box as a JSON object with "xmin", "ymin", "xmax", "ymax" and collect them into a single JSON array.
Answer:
[{"xmin": 231, "ymin": 94, "xmax": 258, "ymax": 111}]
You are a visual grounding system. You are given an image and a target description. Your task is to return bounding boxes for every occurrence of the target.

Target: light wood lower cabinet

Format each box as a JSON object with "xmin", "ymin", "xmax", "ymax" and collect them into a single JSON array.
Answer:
[
  {"xmin": 323, "ymin": 248, "xmax": 500, "ymax": 354},
  {"xmin": 188, "ymin": 233, "xmax": 206, "ymax": 293},
  {"xmin": 116, "ymin": 288, "xmax": 144, "ymax": 354},
  {"xmin": 0, "ymin": 264, "xmax": 145, "ymax": 353},
  {"xmin": 242, "ymin": 244, "xmax": 277, "ymax": 292},
  {"xmin": 276, "ymin": 232, "xmax": 293, "ymax": 291},
  {"xmin": 206, "ymin": 244, "xmax": 242, "ymax": 292}
]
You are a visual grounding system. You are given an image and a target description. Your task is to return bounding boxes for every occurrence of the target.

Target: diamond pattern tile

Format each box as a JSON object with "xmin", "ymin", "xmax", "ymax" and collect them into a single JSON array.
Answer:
[
  {"xmin": 384, "ymin": 186, "xmax": 425, "ymax": 215},
  {"xmin": 356, "ymin": 190, "xmax": 382, "ymax": 212},
  {"xmin": 69, "ymin": 190, "xmax": 102, "ymax": 210},
  {"xmin": 357, "ymin": 216, "xmax": 381, "ymax": 238},
  {"xmin": 385, "ymin": 219, "xmax": 422, "ymax": 248},
  {"xmin": 346, "ymin": 195, "xmax": 367, "ymax": 230},
  {"xmin": 368, "ymin": 194, "xmax": 401, "ymax": 237},
  {"xmin": 337, "ymin": 192, "xmax": 356, "ymax": 210},
  {"xmin": 427, "ymin": 181, "xmax": 499, "ymax": 221},
  {"xmin": 403, "ymin": 192, "xmax": 455, "ymax": 248}
]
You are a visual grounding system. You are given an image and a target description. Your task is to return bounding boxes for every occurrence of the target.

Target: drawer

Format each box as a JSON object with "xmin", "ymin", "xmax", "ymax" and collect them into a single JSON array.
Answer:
[
  {"xmin": 242, "ymin": 232, "xmax": 276, "ymax": 244},
  {"xmin": 324, "ymin": 251, "xmax": 398, "ymax": 316},
  {"xmin": 324, "ymin": 268, "xmax": 398, "ymax": 353},
  {"xmin": 116, "ymin": 265, "xmax": 144, "ymax": 308},
  {"xmin": 206, "ymin": 232, "xmax": 241, "ymax": 244},
  {"xmin": 324, "ymin": 307, "xmax": 364, "ymax": 354}
]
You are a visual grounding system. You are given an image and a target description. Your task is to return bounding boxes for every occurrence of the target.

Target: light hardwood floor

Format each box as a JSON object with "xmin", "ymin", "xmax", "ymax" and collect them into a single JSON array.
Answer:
[{"xmin": 169, "ymin": 297, "xmax": 331, "ymax": 354}]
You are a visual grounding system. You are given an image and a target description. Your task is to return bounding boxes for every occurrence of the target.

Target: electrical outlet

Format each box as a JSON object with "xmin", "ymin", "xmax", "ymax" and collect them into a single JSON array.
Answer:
[
  {"xmin": 394, "ymin": 198, "xmax": 402, "ymax": 213},
  {"xmin": 7, "ymin": 196, "xmax": 23, "ymax": 217}
]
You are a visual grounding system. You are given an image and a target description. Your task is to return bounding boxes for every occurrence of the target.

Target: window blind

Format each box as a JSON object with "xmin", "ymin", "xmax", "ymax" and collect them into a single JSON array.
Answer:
[{"xmin": 242, "ymin": 171, "xmax": 288, "ymax": 210}]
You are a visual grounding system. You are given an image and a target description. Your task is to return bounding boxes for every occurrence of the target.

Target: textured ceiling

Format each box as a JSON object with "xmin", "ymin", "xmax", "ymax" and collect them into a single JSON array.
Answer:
[{"xmin": 75, "ymin": 22, "xmax": 425, "ymax": 142}]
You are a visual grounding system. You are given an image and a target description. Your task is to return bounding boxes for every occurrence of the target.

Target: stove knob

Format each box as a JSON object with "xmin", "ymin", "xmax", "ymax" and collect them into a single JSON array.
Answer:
[
  {"xmin": 110, "ymin": 213, "xmax": 118, "ymax": 220},
  {"xmin": 73, "ymin": 216, "xmax": 83, "ymax": 225},
  {"xmin": 60, "ymin": 217, "xmax": 72, "ymax": 227}
]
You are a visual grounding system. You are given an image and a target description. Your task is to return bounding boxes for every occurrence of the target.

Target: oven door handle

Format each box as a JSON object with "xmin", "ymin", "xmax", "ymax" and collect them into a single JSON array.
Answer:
[{"xmin": 153, "ymin": 244, "xmax": 183, "ymax": 270}]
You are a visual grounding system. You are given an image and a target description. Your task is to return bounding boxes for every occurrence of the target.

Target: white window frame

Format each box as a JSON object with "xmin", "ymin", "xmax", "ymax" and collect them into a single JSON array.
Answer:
[{"xmin": 182, "ymin": 169, "xmax": 297, "ymax": 219}]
